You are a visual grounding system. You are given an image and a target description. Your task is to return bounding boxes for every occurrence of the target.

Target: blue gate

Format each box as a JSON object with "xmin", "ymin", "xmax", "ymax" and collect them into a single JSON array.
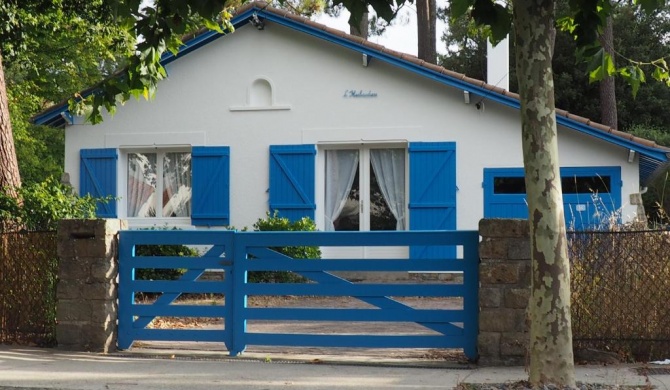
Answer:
[{"xmin": 117, "ymin": 230, "xmax": 479, "ymax": 359}]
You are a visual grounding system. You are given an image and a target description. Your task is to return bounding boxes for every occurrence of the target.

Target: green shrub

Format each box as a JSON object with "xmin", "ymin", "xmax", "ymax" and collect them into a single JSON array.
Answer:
[
  {"xmin": 249, "ymin": 212, "xmax": 321, "ymax": 283},
  {"xmin": 627, "ymin": 124, "xmax": 670, "ymax": 147},
  {"xmin": 0, "ymin": 177, "xmax": 105, "ymax": 232},
  {"xmin": 134, "ymin": 227, "xmax": 199, "ymax": 281}
]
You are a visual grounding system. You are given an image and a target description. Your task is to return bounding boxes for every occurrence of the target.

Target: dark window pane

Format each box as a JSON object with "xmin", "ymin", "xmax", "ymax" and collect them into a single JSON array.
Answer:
[
  {"xmin": 561, "ymin": 176, "xmax": 611, "ymax": 194},
  {"xmin": 333, "ymin": 168, "xmax": 360, "ymax": 231},
  {"xmin": 370, "ymin": 161, "xmax": 397, "ymax": 231},
  {"xmin": 493, "ymin": 175, "xmax": 611, "ymax": 194},
  {"xmin": 493, "ymin": 177, "xmax": 526, "ymax": 194}
]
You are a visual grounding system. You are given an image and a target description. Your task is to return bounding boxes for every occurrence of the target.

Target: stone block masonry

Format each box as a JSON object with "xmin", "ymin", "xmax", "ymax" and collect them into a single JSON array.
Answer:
[
  {"xmin": 57, "ymin": 219, "xmax": 126, "ymax": 353},
  {"xmin": 478, "ymin": 219, "xmax": 531, "ymax": 366}
]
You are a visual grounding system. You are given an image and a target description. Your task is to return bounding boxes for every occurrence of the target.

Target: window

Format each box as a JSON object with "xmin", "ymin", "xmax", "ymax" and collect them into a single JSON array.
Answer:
[
  {"xmin": 324, "ymin": 147, "xmax": 406, "ymax": 231},
  {"xmin": 127, "ymin": 150, "xmax": 192, "ymax": 218},
  {"xmin": 493, "ymin": 175, "xmax": 611, "ymax": 194}
]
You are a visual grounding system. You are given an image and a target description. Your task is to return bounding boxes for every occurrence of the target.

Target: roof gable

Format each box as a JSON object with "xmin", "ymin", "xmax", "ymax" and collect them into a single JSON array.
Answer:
[{"xmin": 32, "ymin": 1, "xmax": 670, "ymax": 181}]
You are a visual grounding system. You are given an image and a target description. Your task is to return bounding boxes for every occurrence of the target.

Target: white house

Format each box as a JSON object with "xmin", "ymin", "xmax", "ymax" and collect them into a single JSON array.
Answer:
[{"xmin": 34, "ymin": 2, "xmax": 670, "ymax": 251}]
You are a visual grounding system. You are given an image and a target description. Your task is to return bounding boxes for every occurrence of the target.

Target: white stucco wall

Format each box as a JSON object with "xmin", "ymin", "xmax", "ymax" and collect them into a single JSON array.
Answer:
[{"xmin": 64, "ymin": 22, "xmax": 640, "ymax": 231}]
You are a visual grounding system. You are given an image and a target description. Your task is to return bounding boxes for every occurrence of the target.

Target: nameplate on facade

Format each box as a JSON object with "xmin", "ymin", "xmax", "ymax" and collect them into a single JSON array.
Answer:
[{"xmin": 343, "ymin": 90, "xmax": 378, "ymax": 98}]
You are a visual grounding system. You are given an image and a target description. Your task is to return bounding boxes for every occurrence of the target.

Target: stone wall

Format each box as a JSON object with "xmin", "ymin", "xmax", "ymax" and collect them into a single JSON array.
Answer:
[
  {"xmin": 478, "ymin": 219, "xmax": 531, "ymax": 366},
  {"xmin": 56, "ymin": 219, "xmax": 126, "ymax": 353}
]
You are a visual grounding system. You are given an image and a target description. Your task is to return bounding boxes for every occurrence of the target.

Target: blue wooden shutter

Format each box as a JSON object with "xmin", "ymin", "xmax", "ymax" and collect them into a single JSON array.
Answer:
[
  {"xmin": 80, "ymin": 148, "xmax": 117, "ymax": 218},
  {"xmin": 191, "ymin": 146, "xmax": 230, "ymax": 226},
  {"xmin": 409, "ymin": 142, "xmax": 457, "ymax": 259},
  {"xmin": 269, "ymin": 145, "xmax": 316, "ymax": 221}
]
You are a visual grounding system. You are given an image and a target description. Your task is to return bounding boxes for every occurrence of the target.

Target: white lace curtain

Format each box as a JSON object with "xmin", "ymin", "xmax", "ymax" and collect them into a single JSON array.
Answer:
[
  {"xmin": 127, "ymin": 153, "xmax": 157, "ymax": 217},
  {"xmin": 325, "ymin": 148, "xmax": 406, "ymax": 231},
  {"xmin": 162, "ymin": 152, "xmax": 192, "ymax": 217},
  {"xmin": 324, "ymin": 150, "xmax": 359, "ymax": 231},
  {"xmin": 127, "ymin": 152, "xmax": 192, "ymax": 218},
  {"xmin": 370, "ymin": 149, "xmax": 406, "ymax": 230}
]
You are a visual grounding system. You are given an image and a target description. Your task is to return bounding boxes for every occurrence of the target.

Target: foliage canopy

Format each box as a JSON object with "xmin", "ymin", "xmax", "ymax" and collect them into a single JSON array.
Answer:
[{"xmin": 0, "ymin": 177, "xmax": 104, "ymax": 231}]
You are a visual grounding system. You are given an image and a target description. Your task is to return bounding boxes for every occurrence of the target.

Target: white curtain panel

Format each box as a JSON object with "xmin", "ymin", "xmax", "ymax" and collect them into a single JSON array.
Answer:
[
  {"xmin": 324, "ymin": 149, "xmax": 359, "ymax": 231},
  {"xmin": 370, "ymin": 148, "xmax": 406, "ymax": 230},
  {"xmin": 162, "ymin": 152, "xmax": 192, "ymax": 217},
  {"xmin": 127, "ymin": 153, "xmax": 157, "ymax": 217}
]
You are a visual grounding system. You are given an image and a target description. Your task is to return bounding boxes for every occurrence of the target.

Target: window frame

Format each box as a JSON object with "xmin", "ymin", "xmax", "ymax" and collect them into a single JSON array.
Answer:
[
  {"xmin": 483, "ymin": 166, "xmax": 622, "ymax": 230},
  {"xmin": 120, "ymin": 146, "xmax": 193, "ymax": 227},
  {"xmin": 317, "ymin": 142, "xmax": 409, "ymax": 232}
]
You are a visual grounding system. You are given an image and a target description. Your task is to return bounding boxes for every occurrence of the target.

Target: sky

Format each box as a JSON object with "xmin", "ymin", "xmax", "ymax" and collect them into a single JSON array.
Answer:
[{"xmin": 313, "ymin": 2, "xmax": 448, "ymax": 57}]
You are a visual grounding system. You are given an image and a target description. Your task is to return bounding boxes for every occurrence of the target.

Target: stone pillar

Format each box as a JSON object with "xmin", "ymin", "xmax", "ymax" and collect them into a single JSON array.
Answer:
[
  {"xmin": 56, "ymin": 219, "xmax": 126, "ymax": 352},
  {"xmin": 478, "ymin": 219, "xmax": 531, "ymax": 366}
]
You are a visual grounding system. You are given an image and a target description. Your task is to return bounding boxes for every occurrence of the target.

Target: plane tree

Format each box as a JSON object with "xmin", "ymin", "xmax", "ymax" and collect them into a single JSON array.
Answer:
[{"xmin": 451, "ymin": 0, "xmax": 670, "ymax": 385}]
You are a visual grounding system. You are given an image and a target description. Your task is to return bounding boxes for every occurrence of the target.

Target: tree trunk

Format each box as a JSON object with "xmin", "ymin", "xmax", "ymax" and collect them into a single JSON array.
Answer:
[
  {"xmin": 416, "ymin": 0, "xmax": 436, "ymax": 63},
  {"xmin": 0, "ymin": 53, "xmax": 21, "ymax": 198},
  {"xmin": 350, "ymin": 12, "xmax": 369, "ymax": 39},
  {"xmin": 599, "ymin": 16, "xmax": 618, "ymax": 129},
  {"xmin": 512, "ymin": 0, "xmax": 575, "ymax": 386}
]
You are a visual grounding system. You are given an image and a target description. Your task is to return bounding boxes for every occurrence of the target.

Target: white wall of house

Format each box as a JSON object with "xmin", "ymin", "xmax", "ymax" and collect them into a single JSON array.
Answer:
[{"xmin": 64, "ymin": 22, "xmax": 640, "ymax": 231}]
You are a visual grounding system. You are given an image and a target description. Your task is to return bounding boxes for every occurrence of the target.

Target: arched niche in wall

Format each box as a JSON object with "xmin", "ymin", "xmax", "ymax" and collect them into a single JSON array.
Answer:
[{"xmin": 229, "ymin": 76, "xmax": 291, "ymax": 111}]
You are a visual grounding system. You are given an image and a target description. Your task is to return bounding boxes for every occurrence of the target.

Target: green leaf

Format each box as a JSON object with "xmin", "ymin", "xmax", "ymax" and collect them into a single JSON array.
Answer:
[
  {"xmin": 569, "ymin": 0, "xmax": 607, "ymax": 47},
  {"xmin": 450, "ymin": 0, "xmax": 475, "ymax": 18},
  {"xmin": 587, "ymin": 49, "xmax": 616, "ymax": 83},
  {"xmin": 635, "ymin": 0, "xmax": 665, "ymax": 14},
  {"xmin": 368, "ymin": 0, "xmax": 395, "ymax": 22},
  {"xmin": 619, "ymin": 65, "xmax": 646, "ymax": 98},
  {"xmin": 652, "ymin": 65, "xmax": 669, "ymax": 82},
  {"xmin": 469, "ymin": 0, "xmax": 511, "ymax": 43},
  {"xmin": 203, "ymin": 17, "xmax": 223, "ymax": 34},
  {"xmin": 489, "ymin": 5, "xmax": 511, "ymax": 44},
  {"xmin": 556, "ymin": 16, "xmax": 576, "ymax": 34}
]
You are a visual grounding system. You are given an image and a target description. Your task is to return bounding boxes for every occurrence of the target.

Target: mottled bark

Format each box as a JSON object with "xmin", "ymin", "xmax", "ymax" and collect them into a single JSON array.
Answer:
[
  {"xmin": 599, "ymin": 16, "xmax": 618, "ymax": 129},
  {"xmin": 0, "ymin": 54, "xmax": 21, "ymax": 198},
  {"xmin": 416, "ymin": 0, "xmax": 437, "ymax": 63},
  {"xmin": 512, "ymin": 0, "xmax": 575, "ymax": 386},
  {"xmin": 350, "ymin": 12, "xmax": 369, "ymax": 39}
]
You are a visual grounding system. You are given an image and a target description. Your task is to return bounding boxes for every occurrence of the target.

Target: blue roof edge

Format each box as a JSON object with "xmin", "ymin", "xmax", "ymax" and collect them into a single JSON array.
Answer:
[{"xmin": 31, "ymin": 3, "xmax": 669, "ymax": 167}]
